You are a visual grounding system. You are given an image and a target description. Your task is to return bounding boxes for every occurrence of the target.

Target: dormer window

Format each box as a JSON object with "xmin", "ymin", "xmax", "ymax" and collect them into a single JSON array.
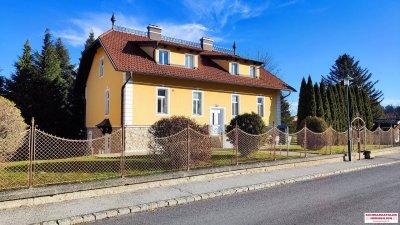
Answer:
[
  {"xmin": 230, "ymin": 62, "xmax": 239, "ymax": 75},
  {"xmin": 158, "ymin": 50, "xmax": 169, "ymax": 65},
  {"xmin": 185, "ymin": 54, "xmax": 194, "ymax": 69},
  {"xmin": 250, "ymin": 66, "xmax": 256, "ymax": 78}
]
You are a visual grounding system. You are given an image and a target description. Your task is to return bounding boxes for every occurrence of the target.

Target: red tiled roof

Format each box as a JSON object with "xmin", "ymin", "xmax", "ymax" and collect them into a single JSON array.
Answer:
[{"xmin": 98, "ymin": 29, "xmax": 296, "ymax": 91}]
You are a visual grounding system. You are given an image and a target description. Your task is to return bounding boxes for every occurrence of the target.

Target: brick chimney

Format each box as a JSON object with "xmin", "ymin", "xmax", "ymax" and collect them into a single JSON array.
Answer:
[
  {"xmin": 201, "ymin": 37, "xmax": 213, "ymax": 51},
  {"xmin": 147, "ymin": 25, "xmax": 162, "ymax": 41}
]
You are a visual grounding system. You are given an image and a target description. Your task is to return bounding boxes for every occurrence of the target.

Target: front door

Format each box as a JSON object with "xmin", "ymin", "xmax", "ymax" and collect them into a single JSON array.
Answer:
[{"xmin": 210, "ymin": 108, "xmax": 224, "ymax": 135}]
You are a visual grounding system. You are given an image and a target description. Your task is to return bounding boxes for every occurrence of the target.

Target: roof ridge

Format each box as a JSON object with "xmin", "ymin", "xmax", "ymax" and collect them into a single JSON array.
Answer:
[{"xmin": 112, "ymin": 25, "xmax": 237, "ymax": 55}]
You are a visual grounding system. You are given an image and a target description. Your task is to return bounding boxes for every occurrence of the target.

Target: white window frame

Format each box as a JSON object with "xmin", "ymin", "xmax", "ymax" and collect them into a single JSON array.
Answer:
[
  {"xmin": 250, "ymin": 66, "xmax": 256, "ymax": 78},
  {"xmin": 185, "ymin": 54, "xmax": 195, "ymax": 69},
  {"xmin": 156, "ymin": 87, "xmax": 170, "ymax": 115},
  {"xmin": 257, "ymin": 96, "xmax": 265, "ymax": 117},
  {"xmin": 230, "ymin": 62, "xmax": 239, "ymax": 75},
  {"xmin": 99, "ymin": 57, "xmax": 104, "ymax": 77},
  {"xmin": 105, "ymin": 88, "xmax": 110, "ymax": 115},
  {"xmin": 158, "ymin": 49, "xmax": 170, "ymax": 65},
  {"xmin": 231, "ymin": 94, "xmax": 240, "ymax": 117},
  {"xmin": 192, "ymin": 90, "xmax": 204, "ymax": 116}
]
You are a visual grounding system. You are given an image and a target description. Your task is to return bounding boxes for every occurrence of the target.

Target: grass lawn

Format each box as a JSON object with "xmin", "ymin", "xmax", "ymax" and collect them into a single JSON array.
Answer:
[
  {"xmin": 0, "ymin": 144, "xmax": 392, "ymax": 191},
  {"xmin": 282, "ymin": 144, "xmax": 392, "ymax": 155}
]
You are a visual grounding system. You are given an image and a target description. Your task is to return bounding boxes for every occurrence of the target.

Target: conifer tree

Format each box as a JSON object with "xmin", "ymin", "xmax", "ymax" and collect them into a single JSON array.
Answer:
[
  {"xmin": 362, "ymin": 89, "xmax": 374, "ymax": 129},
  {"xmin": 327, "ymin": 85, "xmax": 339, "ymax": 130},
  {"xmin": 0, "ymin": 68, "xmax": 6, "ymax": 96},
  {"xmin": 349, "ymin": 87, "xmax": 358, "ymax": 119},
  {"xmin": 280, "ymin": 94, "xmax": 291, "ymax": 125},
  {"xmin": 84, "ymin": 30, "xmax": 96, "ymax": 50},
  {"xmin": 323, "ymin": 54, "xmax": 383, "ymax": 118},
  {"xmin": 35, "ymin": 29, "xmax": 61, "ymax": 81},
  {"xmin": 320, "ymin": 80, "xmax": 331, "ymax": 125},
  {"xmin": 7, "ymin": 40, "xmax": 36, "ymax": 122},
  {"xmin": 306, "ymin": 76, "xmax": 316, "ymax": 117},
  {"xmin": 355, "ymin": 88, "xmax": 366, "ymax": 121},
  {"xmin": 297, "ymin": 78, "xmax": 307, "ymax": 129},
  {"xmin": 314, "ymin": 83, "xmax": 324, "ymax": 118}
]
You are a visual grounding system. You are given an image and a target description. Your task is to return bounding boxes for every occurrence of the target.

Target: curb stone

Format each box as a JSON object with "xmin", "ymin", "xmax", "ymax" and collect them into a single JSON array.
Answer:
[{"xmin": 33, "ymin": 160, "xmax": 400, "ymax": 225}]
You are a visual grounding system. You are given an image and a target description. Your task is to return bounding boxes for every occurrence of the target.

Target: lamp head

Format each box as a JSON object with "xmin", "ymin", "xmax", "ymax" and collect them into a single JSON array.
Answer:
[{"xmin": 343, "ymin": 75, "xmax": 353, "ymax": 86}]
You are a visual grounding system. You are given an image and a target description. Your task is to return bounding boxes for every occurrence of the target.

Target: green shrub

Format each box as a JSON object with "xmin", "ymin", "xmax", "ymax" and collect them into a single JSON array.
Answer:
[
  {"xmin": 0, "ymin": 96, "xmax": 27, "ymax": 161},
  {"xmin": 226, "ymin": 113, "xmax": 268, "ymax": 157},
  {"xmin": 298, "ymin": 116, "xmax": 328, "ymax": 150},
  {"xmin": 148, "ymin": 116, "xmax": 211, "ymax": 169}
]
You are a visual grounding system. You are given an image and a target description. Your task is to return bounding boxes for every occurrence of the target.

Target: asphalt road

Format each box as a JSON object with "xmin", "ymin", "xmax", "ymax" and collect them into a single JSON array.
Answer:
[{"xmin": 90, "ymin": 163, "xmax": 400, "ymax": 225}]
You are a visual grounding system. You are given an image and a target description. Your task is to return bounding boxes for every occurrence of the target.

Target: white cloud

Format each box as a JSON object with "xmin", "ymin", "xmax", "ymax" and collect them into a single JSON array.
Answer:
[
  {"xmin": 55, "ymin": 13, "xmax": 145, "ymax": 47},
  {"xmin": 182, "ymin": 0, "xmax": 269, "ymax": 29},
  {"xmin": 56, "ymin": 12, "xmax": 216, "ymax": 47},
  {"xmin": 277, "ymin": 0, "xmax": 299, "ymax": 8},
  {"xmin": 158, "ymin": 23, "xmax": 209, "ymax": 42}
]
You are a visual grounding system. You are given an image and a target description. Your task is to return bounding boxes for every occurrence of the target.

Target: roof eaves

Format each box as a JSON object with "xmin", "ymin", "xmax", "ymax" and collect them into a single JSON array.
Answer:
[
  {"xmin": 113, "ymin": 68, "xmax": 293, "ymax": 91},
  {"xmin": 98, "ymin": 36, "xmax": 120, "ymax": 71}
]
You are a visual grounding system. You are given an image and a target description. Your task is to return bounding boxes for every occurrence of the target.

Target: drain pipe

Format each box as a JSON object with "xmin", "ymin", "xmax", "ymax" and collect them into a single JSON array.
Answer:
[
  {"xmin": 281, "ymin": 90, "xmax": 292, "ymax": 99},
  {"xmin": 121, "ymin": 71, "xmax": 133, "ymax": 127},
  {"xmin": 120, "ymin": 71, "xmax": 132, "ymax": 177}
]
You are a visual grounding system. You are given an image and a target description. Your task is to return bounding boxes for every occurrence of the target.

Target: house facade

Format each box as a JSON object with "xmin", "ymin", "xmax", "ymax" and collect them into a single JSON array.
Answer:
[{"xmin": 77, "ymin": 24, "xmax": 295, "ymax": 140}]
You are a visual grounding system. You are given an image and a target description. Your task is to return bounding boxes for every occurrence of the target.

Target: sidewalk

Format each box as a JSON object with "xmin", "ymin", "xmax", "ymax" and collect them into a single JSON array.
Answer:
[{"xmin": 1, "ymin": 153, "xmax": 400, "ymax": 225}]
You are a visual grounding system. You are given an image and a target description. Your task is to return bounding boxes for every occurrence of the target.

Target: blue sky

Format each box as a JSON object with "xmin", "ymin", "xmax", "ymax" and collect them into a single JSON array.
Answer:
[{"xmin": 1, "ymin": 0, "xmax": 399, "ymax": 114}]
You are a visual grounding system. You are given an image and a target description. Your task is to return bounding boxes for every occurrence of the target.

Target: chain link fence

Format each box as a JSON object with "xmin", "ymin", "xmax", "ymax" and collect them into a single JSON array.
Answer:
[
  {"xmin": 0, "ymin": 123, "xmax": 398, "ymax": 191},
  {"xmin": 0, "ymin": 129, "xmax": 30, "ymax": 190}
]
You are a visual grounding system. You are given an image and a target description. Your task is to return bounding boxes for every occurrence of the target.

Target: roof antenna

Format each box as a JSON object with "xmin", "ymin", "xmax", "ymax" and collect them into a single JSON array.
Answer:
[
  {"xmin": 111, "ymin": 13, "xmax": 116, "ymax": 29},
  {"xmin": 232, "ymin": 41, "xmax": 236, "ymax": 55}
]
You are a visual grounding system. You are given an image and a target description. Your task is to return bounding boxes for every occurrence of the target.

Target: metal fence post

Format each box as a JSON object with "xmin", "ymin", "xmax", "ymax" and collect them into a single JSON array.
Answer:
[
  {"xmin": 329, "ymin": 127, "xmax": 332, "ymax": 155},
  {"xmin": 378, "ymin": 125, "xmax": 381, "ymax": 149},
  {"xmin": 235, "ymin": 121, "xmax": 239, "ymax": 165},
  {"xmin": 364, "ymin": 126, "xmax": 367, "ymax": 151},
  {"xmin": 187, "ymin": 121, "xmax": 190, "ymax": 171},
  {"xmin": 120, "ymin": 126, "xmax": 126, "ymax": 177},
  {"xmin": 286, "ymin": 127, "xmax": 289, "ymax": 157},
  {"xmin": 28, "ymin": 117, "xmax": 35, "ymax": 188},
  {"xmin": 391, "ymin": 127, "xmax": 394, "ymax": 147},
  {"xmin": 273, "ymin": 122, "xmax": 276, "ymax": 160},
  {"xmin": 304, "ymin": 122, "xmax": 307, "ymax": 158}
]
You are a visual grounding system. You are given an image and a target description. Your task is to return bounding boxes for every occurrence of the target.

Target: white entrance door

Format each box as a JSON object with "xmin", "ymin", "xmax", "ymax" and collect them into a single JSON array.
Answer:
[{"xmin": 210, "ymin": 108, "xmax": 224, "ymax": 135}]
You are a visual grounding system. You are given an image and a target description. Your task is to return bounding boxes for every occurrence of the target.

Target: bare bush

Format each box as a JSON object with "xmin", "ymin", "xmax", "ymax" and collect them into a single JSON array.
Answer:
[{"xmin": 0, "ymin": 97, "xmax": 27, "ymax": 161}]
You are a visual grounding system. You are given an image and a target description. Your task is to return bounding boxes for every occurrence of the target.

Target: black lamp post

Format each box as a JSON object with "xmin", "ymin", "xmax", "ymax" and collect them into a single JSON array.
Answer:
[{"xmin": 343, "ymin": 75, "xmax": 353, "ymax": 161}]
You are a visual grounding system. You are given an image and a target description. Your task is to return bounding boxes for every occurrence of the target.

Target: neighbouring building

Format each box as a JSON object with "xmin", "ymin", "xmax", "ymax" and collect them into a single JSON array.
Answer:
[{"xmin": 76, "ymin": 20, "xmax": 295, "ymax": 152}]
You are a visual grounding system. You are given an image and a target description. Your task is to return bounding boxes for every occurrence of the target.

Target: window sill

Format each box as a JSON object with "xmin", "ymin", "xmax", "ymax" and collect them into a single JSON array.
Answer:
[{"xmin": 156, "ymin": 113, "xmax": 170, "ymax": 116}]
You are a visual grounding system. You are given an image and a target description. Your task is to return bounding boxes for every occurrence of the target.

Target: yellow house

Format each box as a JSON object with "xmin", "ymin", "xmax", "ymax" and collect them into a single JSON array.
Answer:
[{"xmin": 77, "ymin": 23, "xmax": 295, "ymax": 139}]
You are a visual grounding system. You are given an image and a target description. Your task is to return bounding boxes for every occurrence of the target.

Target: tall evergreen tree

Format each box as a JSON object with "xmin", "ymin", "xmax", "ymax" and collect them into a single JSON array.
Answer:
[
  {"xmin": 331, "ymin": 85, "xmax": 341, "ymax": 131},
  {"xmin": 322, "ymin": 54, "xmax": 383, "ymax": 118},
  {"xmin": 349, "ymin": 87, "xmax": 358, "ymax": 119},
  {"xmin": 320, "ymin": 80, "xmax": 331, "ymax": 125},
  {"xmin": 84, "ymin": 30, "xmax": 96, "ymax": 50},
  {"xmin": 362, "ymin": 89, "xmax": 373, "ymax": 129},
  {"xmin": 35, "ymin": 29, "xmax": 61, "ymax": 81},
  {"xmin": 354, "ymin": 88, "xmax": 366, "ymax": 121},
  {"xmin": 7, "ymin": 40, "xmax": 36, "ymax": 121},
  {"xmin": 297, "ymin": 78, "xmax": 307, "ymax": 129},
  {"xmin": 306, "ymin": 76, "xmax": 316, "ymax": 117},
  {"xmin": 314, "ymin": 83, "xmax": 324, "ymax": 118},
  {"xmin": 0, "ymin": 68, "xmax": 6, "ymax": 96},
  {"xmin": 31, "ymin": 30, "xmax": 77, "ymax": 136},
  {"xmin": 54, "ymin": 38, "xmax": 81, "ymax": 136},
  {"xmin": 327, "ymin": 85, "xmax": 339, "ymax": 130},
  {"xmin": 280, "ymin": 94, "xmax": 291, "ymax": 125}
]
